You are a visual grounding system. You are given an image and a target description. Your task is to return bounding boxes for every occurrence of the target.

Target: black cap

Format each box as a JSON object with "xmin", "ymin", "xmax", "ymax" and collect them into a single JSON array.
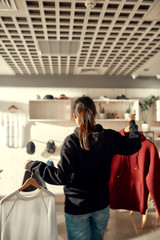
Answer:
[
  {"xmin": 46, "ymin": 140, "xmax": 56, "ymax": 154},
  {"xmin": 43, "ymin": 95, "xmax": 54, "ymax": 99},
  {"xmin": 26, "ymin": 141, "xmax": 35, "ymax": 154},
  {"xmin": 116, "ymin": 94, "xmax": 128, "ymax": 99}
]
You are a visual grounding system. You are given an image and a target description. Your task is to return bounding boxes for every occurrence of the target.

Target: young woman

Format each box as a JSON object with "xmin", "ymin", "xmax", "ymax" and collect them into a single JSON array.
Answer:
[{"xmin": 25, "ymin": 96, "xmax": 141, "ymax": 240}]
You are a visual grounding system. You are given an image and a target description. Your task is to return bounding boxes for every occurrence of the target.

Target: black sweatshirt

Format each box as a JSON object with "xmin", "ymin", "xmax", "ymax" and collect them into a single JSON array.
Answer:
[{"xmin": 26, "ymin": 120, "xmax": 141, "ymax": 214}]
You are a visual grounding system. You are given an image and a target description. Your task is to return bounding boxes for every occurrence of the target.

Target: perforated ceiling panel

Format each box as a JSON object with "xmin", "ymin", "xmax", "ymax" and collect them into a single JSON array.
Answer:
[{"xmin": 0, "ymin": 0, "xmax": 159, "ymax": 76}]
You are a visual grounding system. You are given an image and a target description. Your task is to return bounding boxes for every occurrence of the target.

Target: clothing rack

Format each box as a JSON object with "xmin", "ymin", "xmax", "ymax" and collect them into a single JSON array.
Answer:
[
  {"xmin": 104, "ymin": 194, "xmax": 159, "ymax": 238},
  {"xmin": 130, "ymin": 193, "xmax": 158, "ymax": 229}
]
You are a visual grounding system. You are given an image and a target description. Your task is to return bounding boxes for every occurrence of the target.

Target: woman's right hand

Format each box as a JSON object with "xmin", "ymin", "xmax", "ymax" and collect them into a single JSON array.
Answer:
[
  {"xmin": 128, "ymin": 114, "xmax": 136, "ymax": 121},
  {"xmin": 124, "ymin": 114, "xmax": 136, "ymax": 133}
]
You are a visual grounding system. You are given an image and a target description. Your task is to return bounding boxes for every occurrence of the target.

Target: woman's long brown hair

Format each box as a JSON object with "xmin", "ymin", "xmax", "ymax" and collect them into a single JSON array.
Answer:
[{"xmin": 73, "ymin": 96, "xmax": 96, "ymax": 150}]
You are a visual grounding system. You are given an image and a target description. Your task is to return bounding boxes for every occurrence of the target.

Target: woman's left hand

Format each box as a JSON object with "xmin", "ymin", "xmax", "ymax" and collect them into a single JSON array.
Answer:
[{"xmin": 24, "ymin": 160, "xmax": 31, "ymax": 170}]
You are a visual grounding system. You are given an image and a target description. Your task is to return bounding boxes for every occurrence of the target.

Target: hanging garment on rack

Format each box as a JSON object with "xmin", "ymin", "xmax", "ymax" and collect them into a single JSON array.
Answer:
[
  {"xmin": 0, "ymin": 188, "xmax": 58, "ymax": 240},
  {"xmin": 0, "ymin": 106, "xmax": 27, "ymax": 148},
  {"xmin": 108, "ymin": 130, "xmax": 160, "ymax": 218}
]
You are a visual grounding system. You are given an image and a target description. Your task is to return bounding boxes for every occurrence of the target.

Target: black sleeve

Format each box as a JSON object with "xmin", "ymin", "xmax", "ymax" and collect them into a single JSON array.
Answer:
[
  {"xmin": 26, "ymin": 135, "xmax": 77, "ymax": 185},
  {"xmin": 129, "ymin": 120, "xmax": 139, "ymax": 139},
  {"xmin": 112, "ymin": 120, "xmax": 141, "ymax": 156}
]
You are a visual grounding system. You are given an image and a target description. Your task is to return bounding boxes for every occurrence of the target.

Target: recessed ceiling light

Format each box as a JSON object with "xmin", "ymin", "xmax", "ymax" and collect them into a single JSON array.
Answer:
[
  {"xmin": 0, "ymin": 0, "xmax": 17, "ymax": 11},
  {"xmin": 131, "ymin": 74, "xmax": 137, "ymax": 80},
  {"xmin": 38, "ymin": 40, "xmax": 80, "ymax": 56},
  {"xmin": 0, "ymin": 56, "xmax": 15, "ymax": 75},
  {"xmin": 145, "ymin": 0, "xmax": 160, "ymax": 21}
]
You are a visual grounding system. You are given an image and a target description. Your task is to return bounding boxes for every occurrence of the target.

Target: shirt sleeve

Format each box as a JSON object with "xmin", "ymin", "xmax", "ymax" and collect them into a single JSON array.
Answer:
[
  {"xmin": 26, "ymin": 135, "xmax": 77, "ymax": 185},
  {"xmin": 47, "ymin": 194, "xmax": 58, "ymax": 240},
  {"xmin": 112, "ymin": 120, "xmax": 141, "ymax": 156}
]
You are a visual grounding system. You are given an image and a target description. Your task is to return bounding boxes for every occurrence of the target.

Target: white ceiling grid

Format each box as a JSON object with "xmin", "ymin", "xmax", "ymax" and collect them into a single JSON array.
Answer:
[{"xmin": 0, "ymin": 0, "xmax": 159, "ymax": 76}]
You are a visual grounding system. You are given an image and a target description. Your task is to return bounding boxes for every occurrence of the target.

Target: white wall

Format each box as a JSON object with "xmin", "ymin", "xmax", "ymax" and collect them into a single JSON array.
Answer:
[{"xmin": 0, "ymin": 87, "xmax": 160, "ymax": 197}]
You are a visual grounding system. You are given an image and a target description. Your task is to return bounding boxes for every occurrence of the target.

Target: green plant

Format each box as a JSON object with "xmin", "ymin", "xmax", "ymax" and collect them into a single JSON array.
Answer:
[
  {"xmin": 139, "ymin": 95, "xmax": 157, "ymax": 123},
  {"xmin": 125, "ymin": 106, "xmax": 131, "ymax": 114},
  {"xmin": 99, "ymin": 103, "xmax": 105, "ymax": 113}
]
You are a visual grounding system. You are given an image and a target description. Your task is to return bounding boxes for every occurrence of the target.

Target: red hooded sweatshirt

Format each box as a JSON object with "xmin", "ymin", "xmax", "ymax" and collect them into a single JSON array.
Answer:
[{"xmin": 109, "ymin": 130, "xmax": 160, "ymax": 217}]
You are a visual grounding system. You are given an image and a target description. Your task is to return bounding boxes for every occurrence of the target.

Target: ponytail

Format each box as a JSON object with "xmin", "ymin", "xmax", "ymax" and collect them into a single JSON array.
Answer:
[{"xmin": 73, "ymin": 97, "xmax": 96, "ymax": 150}]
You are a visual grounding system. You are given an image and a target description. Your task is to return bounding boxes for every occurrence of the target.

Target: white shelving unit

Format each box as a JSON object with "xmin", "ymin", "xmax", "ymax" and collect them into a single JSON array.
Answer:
[
  {"xmin": 94, "ymin": 99, "xmax": 139, "ymax": 121},
  {"xmin": 29, "ymin": 98, "xmax": 139, "ymax": 122},
  {"xmin": 29, "ymin": 99, "xmax": 72, "ymax": 121}
]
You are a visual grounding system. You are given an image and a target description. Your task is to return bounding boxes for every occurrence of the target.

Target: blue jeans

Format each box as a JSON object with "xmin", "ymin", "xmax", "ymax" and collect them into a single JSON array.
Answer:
[{"xmin": 65, "ymin": 206, "xmax": 110, "ymax": 240}]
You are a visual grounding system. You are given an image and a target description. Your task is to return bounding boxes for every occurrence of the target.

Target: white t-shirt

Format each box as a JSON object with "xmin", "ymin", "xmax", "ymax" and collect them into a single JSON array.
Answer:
[
  {"xmin": 0, "ymin": 108, "xmax": 27, "ymax": 148},
  {"xmin": 0, "ymin": 188, "xmax": 58, "ymax": 240}
]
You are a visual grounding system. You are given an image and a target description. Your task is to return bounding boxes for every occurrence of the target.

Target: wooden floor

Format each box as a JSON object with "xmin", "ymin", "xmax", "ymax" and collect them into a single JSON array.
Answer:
[
  {"xmin": 56, "ymin": 202, "xmax": 160, "ymax": 240},
  {"xmin": 1, "ymin": 193, "xmax": 159, "ymax": 240}
]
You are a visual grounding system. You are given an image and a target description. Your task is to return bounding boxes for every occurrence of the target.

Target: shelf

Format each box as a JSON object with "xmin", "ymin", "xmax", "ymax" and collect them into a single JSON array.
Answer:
[
  {"xmin": 29, "ymin": 119, "xmax": 70, "ymax": 122},
  {"xmin": 154, "ymin": 138, "xmax": 160, "ymax": 141},
  {"xmin": 29, "ymin": 98, "xmax": 139, "ymax": 122},
  {"xmin": 96, "ymin": 118, "xmax": 129, "ymax": 121},
  {"xmin": 94, "ymin": 99, "xmax": 139, "ymax": 121},
  {"xmin": 29, "ymin": 99, "xmax": 72, "ymax": 121},
  {"xmin": 94, "ymin": 99, "xmax": 138, "ymax": 103}
]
